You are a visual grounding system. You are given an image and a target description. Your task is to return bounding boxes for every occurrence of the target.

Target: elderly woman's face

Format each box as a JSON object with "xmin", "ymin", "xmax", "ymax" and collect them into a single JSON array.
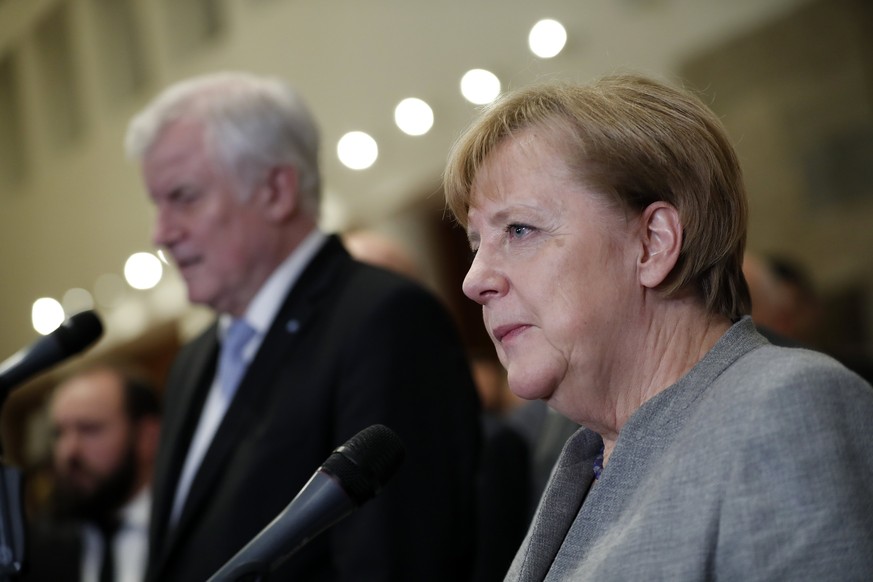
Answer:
[{"xmin": 463, "ymin": 130, "xmax": 640, "ymax": 407}]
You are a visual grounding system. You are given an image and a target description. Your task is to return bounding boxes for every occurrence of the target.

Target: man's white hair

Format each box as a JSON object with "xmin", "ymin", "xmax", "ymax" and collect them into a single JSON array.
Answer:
[{"xmin": 125, "ymin": 71, "xmax": 322, "ymax": 218}]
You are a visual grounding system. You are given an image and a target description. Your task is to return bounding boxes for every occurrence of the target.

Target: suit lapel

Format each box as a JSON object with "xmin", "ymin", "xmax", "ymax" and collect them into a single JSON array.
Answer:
[
  {"xmin": 150, "ymin": 327, "xmax": 220, "ymax": 568},
  {"xmin": 153, "ymin": 334, "xmax": 218, "ymax": 525}
]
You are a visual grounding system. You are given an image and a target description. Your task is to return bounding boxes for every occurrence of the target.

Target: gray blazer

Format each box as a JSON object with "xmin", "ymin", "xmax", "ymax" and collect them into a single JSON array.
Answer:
[{"xmin": 507, "ymin": 317, "xmax": 873, "ymax": 581}]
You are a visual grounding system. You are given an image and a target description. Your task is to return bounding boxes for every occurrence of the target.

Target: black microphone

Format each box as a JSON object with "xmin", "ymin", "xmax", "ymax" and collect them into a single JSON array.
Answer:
[
  {"xmin": 0, "ymin": 310, "xmax": 104, "ymax": 401},
  {"xmin": 207, "ymin": 424, "xmax": 406, "ymax": 582}
]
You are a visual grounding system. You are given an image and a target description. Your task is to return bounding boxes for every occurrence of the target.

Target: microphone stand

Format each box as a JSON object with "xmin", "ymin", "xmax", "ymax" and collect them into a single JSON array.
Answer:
[
  {"xmin": 0, "ymin": 401, "xmax": 27, "ymax": 581},
  {"xmin": 0, "ymin": 310, "xmax": 104, "ymax": 581}
]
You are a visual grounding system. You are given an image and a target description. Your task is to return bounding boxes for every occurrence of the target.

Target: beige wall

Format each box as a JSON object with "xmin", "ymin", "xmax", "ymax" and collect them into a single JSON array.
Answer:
[{"xmin": 3, "ymin": 0, "xmax": 867, "ymax": 368}]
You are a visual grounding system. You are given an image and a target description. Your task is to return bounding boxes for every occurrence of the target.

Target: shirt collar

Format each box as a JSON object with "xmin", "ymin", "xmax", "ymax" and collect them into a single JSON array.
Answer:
[
  {"xmin": 219, "ymin": 228, "xmax": 328, "ymax": 339},
  {"xmin": 119, "ymin": 487, "xmax": 151, "ymax": 529}
]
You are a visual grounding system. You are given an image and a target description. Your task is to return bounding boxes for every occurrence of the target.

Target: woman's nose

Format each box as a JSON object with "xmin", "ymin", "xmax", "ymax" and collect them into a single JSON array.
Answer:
[{"xmin": 462, "ymin": 250, "xmax": 507, "ymax": 305}]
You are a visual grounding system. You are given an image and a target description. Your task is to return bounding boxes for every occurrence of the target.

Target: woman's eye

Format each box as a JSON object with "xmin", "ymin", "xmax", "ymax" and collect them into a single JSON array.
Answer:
[{"xmin": 507, "ymin": 224, "xmax": 534, "ymax": 238}]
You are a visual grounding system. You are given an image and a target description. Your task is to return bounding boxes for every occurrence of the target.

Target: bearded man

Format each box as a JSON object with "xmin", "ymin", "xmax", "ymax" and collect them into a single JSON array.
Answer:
[{"xmin": 24, "ymin": 364, "xmax": 160, "ymax": 582}]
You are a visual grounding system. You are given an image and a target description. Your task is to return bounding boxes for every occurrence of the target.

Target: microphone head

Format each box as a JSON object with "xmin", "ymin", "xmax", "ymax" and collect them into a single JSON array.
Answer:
[
  {"xmin": 323, "ymin": 424, "xmax": 406, "ymax": 506},
  {"xmin": 54, "ymin": 310, "xmax": 104, "ymax": 356}
]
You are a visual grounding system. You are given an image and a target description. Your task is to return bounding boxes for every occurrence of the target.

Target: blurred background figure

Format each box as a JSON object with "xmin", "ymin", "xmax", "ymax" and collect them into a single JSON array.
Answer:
[
  {"xmin": 470, "ymin": 349, "xmax": 527, "ymax": 582},
  {"xmin": 24, "ymin": 364, "xmax": 161, "ymax": 582},
  {"xmin": 341, "ymin": 228, "xmax": 423, "ymax": 282},
  {"xmin": 471, "ymin": 347, "xmax": 580, "ymax": 582},
  {"xmin": 468, "ymin": 349, "xmax": 519, "ymax": 416},
  {"xmin": 743, "ymin": 252, "xmax": 822, "ymax": 346},
  {"xmin": 743, "ymin": 252, "xmax": 873, "ymax": 382}
]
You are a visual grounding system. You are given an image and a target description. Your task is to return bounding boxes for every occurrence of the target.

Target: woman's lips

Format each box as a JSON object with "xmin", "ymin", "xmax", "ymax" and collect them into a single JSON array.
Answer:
[{"xmin": 493, "ymin": 323, "xmax": 531, "ymax": 343}]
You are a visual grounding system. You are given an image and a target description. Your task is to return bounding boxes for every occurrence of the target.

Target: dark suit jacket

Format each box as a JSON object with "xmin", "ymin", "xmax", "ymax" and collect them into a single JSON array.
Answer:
[
  {"xmin": 147, "ymin": 235, "xmax": 481, "ymax": 582},
  {"xmin": 20, "ymin": 521, "xmax": 82, "ymax": 582}
]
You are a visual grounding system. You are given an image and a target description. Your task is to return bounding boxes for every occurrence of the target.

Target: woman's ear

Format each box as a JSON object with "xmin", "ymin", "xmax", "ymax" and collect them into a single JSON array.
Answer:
[{"xmin": 638, "ymin": 201, "xmax": 682, "ymax": 289}]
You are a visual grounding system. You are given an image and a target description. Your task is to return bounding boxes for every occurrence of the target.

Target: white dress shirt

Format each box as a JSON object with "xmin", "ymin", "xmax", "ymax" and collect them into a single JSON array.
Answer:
[{"xmin": 80, "ymin": 488, "xmax": 151, "ymax": 582}]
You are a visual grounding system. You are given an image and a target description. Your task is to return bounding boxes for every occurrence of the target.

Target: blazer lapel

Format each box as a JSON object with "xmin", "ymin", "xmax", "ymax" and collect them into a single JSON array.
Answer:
[{"xmin": 509, "ymin": 428, "xmax": 600, "ymax": 582}]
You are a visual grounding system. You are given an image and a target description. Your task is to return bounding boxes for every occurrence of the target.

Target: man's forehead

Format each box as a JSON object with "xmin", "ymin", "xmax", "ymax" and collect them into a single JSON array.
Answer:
[{"xmin": 52, "ymin": 372, "xmax": 125, "ymax": 416}]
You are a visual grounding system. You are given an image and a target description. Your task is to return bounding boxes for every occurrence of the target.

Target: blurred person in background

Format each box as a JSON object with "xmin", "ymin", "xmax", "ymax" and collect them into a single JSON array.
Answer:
[
  {"xmin": 341, "ymin": 228, "xmax": 423, "ymax": 283},
  {"xmin": 125, "ymin": 71, "xmax": 480, "ymax": 582},
  {"xmin": 744, "ymin": 252, "xmax": 873, "ymax": 383},
  {"xmin": 24, "ymin": 364, "xmax": 160, "ymax": 582},
  {"xmin": 445, "ymin": 74, "xmax": 873, "ymax": 580},
  {"xmin": 742, "ymin": 251, "xmax": 821, "ymax": 346}
]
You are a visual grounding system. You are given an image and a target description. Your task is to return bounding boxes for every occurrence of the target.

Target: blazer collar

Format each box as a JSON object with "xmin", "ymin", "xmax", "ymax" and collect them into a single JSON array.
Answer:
[{"xmin": 509, "ymin": 428, "xmax": 599, "ymax": 581}]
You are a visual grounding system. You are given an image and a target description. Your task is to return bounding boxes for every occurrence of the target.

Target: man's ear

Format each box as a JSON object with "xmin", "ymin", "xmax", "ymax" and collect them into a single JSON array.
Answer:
[
  {"xmin": 135, "ymin": 416, "xmax": 161, "ymax": 465},
  {"xmin": 638, "ymin": 201, "xmax": 682, "ymax": 289},
  {"xmin": 259, "ymin": 165, "xmax": 300, "ymax": 221}
]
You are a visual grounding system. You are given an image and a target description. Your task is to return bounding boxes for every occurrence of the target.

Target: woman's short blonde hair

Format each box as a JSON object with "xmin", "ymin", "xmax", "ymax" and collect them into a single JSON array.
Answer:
[{"xmin": 444, "ymin": 74, "xmax": 750, "ymax": 319}]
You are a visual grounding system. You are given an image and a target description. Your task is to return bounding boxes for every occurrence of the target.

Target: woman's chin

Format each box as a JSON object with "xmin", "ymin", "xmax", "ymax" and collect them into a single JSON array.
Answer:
[{"xmin": 507, "ymin": 375, "xmax": 555, "ymax": 403}]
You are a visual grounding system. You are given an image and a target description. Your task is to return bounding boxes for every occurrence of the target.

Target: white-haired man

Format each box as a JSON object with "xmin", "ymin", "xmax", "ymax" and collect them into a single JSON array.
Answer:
[{"xmin": 125, "ymin": 72, "xmax": 481, "ymax": 582}]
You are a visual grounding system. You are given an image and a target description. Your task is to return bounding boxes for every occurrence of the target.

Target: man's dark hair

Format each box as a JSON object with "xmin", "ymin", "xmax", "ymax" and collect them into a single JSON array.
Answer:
[
  {"xmin": 765, "ymin": 255, "xmax": 817, "ymax": 301},
  {"xmin": 120, "ymin": 370, "xmax": 161, "ymax": 422}
]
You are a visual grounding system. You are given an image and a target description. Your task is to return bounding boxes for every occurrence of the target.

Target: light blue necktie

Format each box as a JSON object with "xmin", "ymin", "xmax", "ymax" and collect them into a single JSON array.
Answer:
[{"xmin": 218, "ymin": 319, "xmax": 256, "ymax": 399}]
